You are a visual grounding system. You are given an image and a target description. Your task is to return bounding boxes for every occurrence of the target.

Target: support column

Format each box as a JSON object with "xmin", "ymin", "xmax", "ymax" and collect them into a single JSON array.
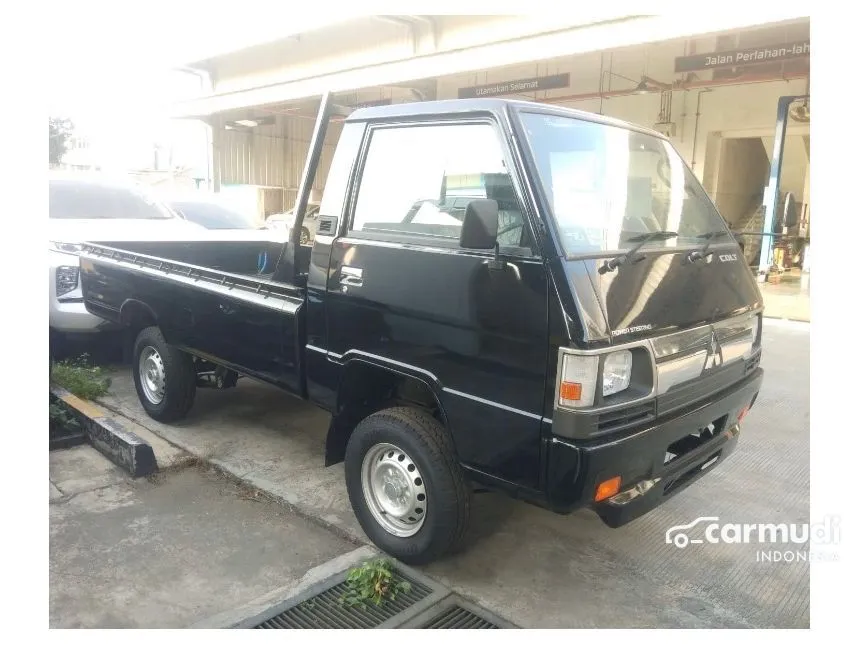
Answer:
[
  {"xmin": 759, "ymin": 94, "xmax": 807, "ymax": 277},
  {"xmin": 207, "ymin": 113, "xmax": 222, "ymax": 194}
]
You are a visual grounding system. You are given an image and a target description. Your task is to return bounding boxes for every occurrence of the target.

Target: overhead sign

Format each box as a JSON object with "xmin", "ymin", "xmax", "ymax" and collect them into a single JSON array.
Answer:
[
  {"xmin": 458, "ymin": 73, "xmax": 570, "ymax": 99},
  {"xmin": 674, "ymin": 40, "xmax": 809, "ymax": 73}
]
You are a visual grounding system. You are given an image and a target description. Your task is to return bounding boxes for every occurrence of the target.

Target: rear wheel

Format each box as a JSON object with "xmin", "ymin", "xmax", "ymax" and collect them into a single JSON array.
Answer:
[
  {"xmin": 344, "ymin": 406, "xmax": 471, "ymax": 564},
  {"xmin": 132, "ymin": 326, "xmax": 196, "ymax": 421}
]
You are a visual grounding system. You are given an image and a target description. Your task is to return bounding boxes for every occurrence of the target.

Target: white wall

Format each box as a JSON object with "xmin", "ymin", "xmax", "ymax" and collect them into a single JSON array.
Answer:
[
  {"xmin": 176, "ymin": 14, "xmax": 808, "ymax": 118},
  {"xmin": 433, "ymin": 38, "xmax": 809, "ymax": 183},
  {"xmin": 205, "ymin": 19, "xmax": 810, "ymax": 221}
]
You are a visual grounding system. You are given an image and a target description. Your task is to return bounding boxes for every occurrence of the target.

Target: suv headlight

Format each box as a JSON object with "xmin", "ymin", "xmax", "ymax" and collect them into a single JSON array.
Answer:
[
  {"xmin": 602, "ymin": 350, "xmax": 633, "ymax": 396},
  {"xmin": 51, "ymin": 241, "xmax": 84, "ymax": 255},
  {"xmin": 55, "ymin": 266, "xmax": 79, "ymax": 297}
]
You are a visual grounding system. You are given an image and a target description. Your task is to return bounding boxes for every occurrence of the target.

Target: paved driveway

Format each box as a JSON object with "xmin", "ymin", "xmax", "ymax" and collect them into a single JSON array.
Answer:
[
  {"xmin": 50, "ymin": 446, "xmax": 353, "ymax": 628},
  {"xmin": 98, "ymin": 320, "xmax": 810, "ymax": 628}
]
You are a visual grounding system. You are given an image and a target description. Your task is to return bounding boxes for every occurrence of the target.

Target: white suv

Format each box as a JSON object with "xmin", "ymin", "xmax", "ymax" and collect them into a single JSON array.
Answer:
[
  {"xmin": 264, "ymin": 203, "xmax": 320, "ymax": 244},
  {"xmin": 49, "ymin": 172, "xmax": 203, "ymax": 337}
]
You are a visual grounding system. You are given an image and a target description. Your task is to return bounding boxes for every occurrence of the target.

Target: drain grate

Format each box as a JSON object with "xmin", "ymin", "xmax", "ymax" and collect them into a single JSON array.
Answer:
[
  {"xmin": 421, "ymin": 605, "xmax": 499, "ymax": 629},
  {"xmin": 254, "ymin": 572, "xmax": 433, "ymax": 629},
  {"xmin": 402, "ymin": 595, "xmax": 516, "ymax": 629},
  {"xmin": 222, "ymin": 554, "xmax": 516, "ymax": 630}
]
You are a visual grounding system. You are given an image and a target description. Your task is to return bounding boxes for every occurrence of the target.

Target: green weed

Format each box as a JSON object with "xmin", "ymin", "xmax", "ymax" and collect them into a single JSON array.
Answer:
[
  {"xmin": 50, "ymin": 354, "xmax": 110, "ymax": 400},
  {"xmin": 340, "ymin": 558, "xmax": 412, "ymax": 608}
]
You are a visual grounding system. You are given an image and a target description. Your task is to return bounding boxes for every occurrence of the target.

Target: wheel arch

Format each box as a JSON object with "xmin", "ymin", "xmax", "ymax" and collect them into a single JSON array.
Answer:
[
  {"xmin": 324, "ymin": 357, "xmax": 451, "ymax": 466},
  {"xmin": 119, "ymin": 299, "xmax": 158, "ymax": 331}
]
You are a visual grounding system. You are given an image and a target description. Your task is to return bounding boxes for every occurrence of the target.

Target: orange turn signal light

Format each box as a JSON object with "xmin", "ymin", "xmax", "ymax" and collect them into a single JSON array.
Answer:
[
  {"xmin": 738, "ymin": 405, "xmax": 750, "ymax": 424},
  {"xmin": 559, "ymin": 381, "xmax": 582, "ymax": 402},
  {"xmin": 594, "ymin": 476, "xmax": 622, "ymax": 502}
]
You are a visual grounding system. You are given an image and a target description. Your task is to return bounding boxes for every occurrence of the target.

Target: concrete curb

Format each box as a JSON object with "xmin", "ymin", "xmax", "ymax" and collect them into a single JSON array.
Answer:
[{"xmin": 50, "ymin": 384, "xmax": 157, "ymax": 478}]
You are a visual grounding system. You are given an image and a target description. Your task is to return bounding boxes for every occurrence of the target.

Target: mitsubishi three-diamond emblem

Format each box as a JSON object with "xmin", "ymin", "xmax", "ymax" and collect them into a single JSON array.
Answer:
[{"xmin": 703, "ymin": 330, "xmax": 723, "ymax": 371}]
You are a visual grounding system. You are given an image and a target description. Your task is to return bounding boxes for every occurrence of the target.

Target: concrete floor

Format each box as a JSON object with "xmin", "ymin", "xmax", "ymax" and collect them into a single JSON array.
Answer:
[
  {"xmin": 94, "ymin": 320, "xmax": 810, "ymax": 628},
  {"xmin": 759, "ymin": 272, "xmax": 810, "ymax": 322},
  {"xmin": 49, "ymin": 446, "xmax": 353, "ymax": 628}
]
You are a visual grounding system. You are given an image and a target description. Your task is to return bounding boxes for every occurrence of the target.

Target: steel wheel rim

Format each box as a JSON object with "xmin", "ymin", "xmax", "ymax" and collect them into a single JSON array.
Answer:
[
  {"xmin": 138, "ymin": 346, "xmax": 165, "ymax": 405},
  {"xmin": 361, "ymin": 442, "xmax": 427, "ymax": 537}
]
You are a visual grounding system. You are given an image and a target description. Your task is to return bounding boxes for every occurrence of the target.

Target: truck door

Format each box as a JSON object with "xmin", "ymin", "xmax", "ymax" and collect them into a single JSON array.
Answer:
[{"xmin": 325, "ymin": 119, "xmax": 549, "ymax": 490}]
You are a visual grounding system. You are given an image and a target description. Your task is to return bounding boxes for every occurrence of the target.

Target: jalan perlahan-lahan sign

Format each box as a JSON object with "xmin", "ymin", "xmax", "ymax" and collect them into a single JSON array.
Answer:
[{"xmin": 674, "ymin": 40, "xmax": 809, "ymax": 73}]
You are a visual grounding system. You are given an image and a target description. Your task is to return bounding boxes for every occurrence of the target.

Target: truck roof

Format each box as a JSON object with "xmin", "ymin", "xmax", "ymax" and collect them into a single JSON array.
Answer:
[{"xmin": 346, "ymin": 97, "xmax": 668, "ymax": 140}]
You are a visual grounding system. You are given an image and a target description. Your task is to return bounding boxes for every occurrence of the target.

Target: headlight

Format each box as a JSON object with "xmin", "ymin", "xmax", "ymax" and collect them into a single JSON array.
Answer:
[
  {"xmin": 602, "ymin": 350, "xmax": 633, "ymax": 397},
  {"xmin": 51, "ymin": 241, "xmax": 84, "ymax": 255},
  {"xmin": 558, "ymin": 353, "xmax": 599, "ymax": 408},
  {"xmin": 55, "ymin": 266, "xmax": 79, "ymax": 297}
]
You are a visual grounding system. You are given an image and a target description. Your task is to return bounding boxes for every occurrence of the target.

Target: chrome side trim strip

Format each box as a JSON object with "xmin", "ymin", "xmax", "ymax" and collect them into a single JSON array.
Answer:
[
  {"xmin": 332, "ymin": 348, "xmax": 544, "ymax": 421},
  {"xmin": 339, "ymin": 350, "xmax": 440, "ymax": 385},
  {"xmin": 81, "ymin": 242, "xmax": 303, "ymax": 294},
  {"xmin": 82, "ymin": 250, "xmax": 302, "ymax": 315},
  {"xmin": 442, "ymin": 387, "xmax": 544, "ymax": 421},
  {"xmin": 306, "ymin": 344, "xmax": 345, "ymax": 361}
]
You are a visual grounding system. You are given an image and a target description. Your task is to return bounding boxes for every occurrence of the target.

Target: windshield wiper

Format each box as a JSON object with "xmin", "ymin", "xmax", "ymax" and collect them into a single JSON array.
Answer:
[
  {"xmin": 686, "ymin": 230, "xmax": 730, "ymax": 263},
  {"xmin": 598, "ymin": 230, "xmax": 678, "ymax": 274}
]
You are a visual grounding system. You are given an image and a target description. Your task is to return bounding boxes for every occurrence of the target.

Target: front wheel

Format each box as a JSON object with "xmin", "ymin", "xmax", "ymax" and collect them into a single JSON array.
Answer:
[
  {"xmin": 132, "ymin": 326, "xmax": 196, "ymax": 422},
  {"xmin": 344, "ymin": 407, "xmax": 471, "ymax": 564}
]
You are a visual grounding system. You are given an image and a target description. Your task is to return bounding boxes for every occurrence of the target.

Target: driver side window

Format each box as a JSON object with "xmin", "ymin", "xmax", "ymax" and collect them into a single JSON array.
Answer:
[{"xmin": 351, "ymin": 122, "xmax": 532, "ymax": 252}]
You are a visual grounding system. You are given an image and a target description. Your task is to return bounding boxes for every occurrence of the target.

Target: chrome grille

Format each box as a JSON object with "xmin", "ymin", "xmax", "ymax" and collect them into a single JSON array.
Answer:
[{"xmin": 651, "ymin": 312, "xmax": 760, "ymax": 396}]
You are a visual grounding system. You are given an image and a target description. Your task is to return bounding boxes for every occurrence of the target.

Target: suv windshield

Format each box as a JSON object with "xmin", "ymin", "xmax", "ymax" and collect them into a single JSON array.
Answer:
[
  {"xmin": 519, "ymin": 112, "xmax": 728, "ymax": 255},
  {"xmin": 49, "ymin": 179, "xmax": 175, "ymax": 220}
]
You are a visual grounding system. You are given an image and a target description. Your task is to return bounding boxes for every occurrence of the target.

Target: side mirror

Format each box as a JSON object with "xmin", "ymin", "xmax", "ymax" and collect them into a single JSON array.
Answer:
[
  {"xmin": 459, "ymin": 199, "xmax": 499, "ymax": 250},
  {"xmin": 781, "ymin": 192, "xmax": 798, "ymax": 229}
]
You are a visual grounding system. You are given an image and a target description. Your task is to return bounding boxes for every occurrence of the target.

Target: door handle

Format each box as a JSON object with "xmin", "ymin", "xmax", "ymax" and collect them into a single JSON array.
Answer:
[{"xmin": 340, "ymin": 266, "xmax": 364, "ymax": 287}]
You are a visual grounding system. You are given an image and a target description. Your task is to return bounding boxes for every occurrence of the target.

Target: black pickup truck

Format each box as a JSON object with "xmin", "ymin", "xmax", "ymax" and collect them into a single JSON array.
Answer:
[{"xmin": 79, "ymin": 94, "xmax": 764, "ymax": 564}]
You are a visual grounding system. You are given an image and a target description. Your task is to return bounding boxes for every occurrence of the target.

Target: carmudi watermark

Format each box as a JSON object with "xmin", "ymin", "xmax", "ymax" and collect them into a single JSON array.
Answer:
[{"xmin": 665, "ymin": 515, "xmax": 840, "ymax": 563}]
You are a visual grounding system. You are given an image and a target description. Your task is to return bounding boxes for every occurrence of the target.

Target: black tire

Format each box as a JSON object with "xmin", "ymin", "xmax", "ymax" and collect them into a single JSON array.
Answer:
[
  {"xmin": 132, "ymin": 326, "xmax": 196, "ymax": 422},
  {"xmin": 300, "ymin": 227, "xmax": 311, "ymax": 245},
  {"xmin": 344, "ymin": 406, "xmax": 471, "ymax": 564}
]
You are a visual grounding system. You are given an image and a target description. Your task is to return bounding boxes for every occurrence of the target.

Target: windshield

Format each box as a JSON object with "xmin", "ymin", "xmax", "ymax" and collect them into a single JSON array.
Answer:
[
  {"xmin": 49, "ymin": 179, "xmax": 175, "ymax": 220},
  {"xmin": 171, "ymin": 201, "xmax": 252, "ymax": 229},
  {"xmin": 518, "ymin": 112, "xmax": 728, "ymax": 255}
]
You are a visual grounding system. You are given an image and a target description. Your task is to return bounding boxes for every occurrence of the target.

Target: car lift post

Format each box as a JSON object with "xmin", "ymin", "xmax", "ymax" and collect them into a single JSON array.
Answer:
[{"xmin": 758, "ymin": 94, "xmax": 808, "ymax": 281}]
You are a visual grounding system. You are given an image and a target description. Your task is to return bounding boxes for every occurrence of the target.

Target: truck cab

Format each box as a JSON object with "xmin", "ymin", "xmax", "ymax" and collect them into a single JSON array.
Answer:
[{"xmin": 79, "ymin": 97, "xmax": 763, "ymax": 564}]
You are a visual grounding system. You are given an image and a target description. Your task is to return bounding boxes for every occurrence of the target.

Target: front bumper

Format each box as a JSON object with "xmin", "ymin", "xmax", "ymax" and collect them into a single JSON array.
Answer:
[{"xmin": 545, "ymin": 367, "xmax": 763, "ymax": 526}]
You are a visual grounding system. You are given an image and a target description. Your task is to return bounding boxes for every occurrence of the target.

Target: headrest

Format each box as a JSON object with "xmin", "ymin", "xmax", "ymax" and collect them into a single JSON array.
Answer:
[{"xmin": 483, "ymin": 173, "xmax": 518, "ymax": 209}]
